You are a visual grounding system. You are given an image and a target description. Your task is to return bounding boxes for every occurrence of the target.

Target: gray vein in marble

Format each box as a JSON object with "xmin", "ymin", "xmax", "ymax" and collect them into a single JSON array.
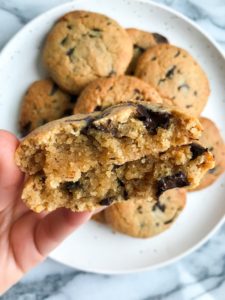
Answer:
[{"xmin": 0, "ymin": 272, "xmax": 82, "ymax": 300}]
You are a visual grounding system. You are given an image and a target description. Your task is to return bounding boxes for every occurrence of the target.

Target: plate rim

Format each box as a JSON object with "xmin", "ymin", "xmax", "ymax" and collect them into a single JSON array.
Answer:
[{"xmin": 1, "ymin": 0, "xmax": 225, "ymax": 274}]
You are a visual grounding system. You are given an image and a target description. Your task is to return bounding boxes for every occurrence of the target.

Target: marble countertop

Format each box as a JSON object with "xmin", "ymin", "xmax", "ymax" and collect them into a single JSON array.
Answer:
[{"xmin": 1, "ymin": 0, "xmax": 225, "ymax": 299}]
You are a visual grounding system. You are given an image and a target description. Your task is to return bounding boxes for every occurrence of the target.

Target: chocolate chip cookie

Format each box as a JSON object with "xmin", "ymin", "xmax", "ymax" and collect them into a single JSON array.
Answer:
[
  {"xmin": 15, "ymin": 102, "xmax": 214, "ymax": 213},
  {"xmin": 74, "ymin": 76, "xmax": 163, "ymax": 114},
  {"xmin": 43, "ymin": 11, "xmax": 133, "ymax": 94},
  {"xmin": 135, "ymin": 44, "xmax": 210, "ymax": 116},
  {"xmin": 105, "ymin": 189, "xmax": 186, "ymax": 238},
  {"xmin": 126, "ymin": 28, "xmax": 168, "ymax": 74},
  {"xmin": 19, "ymin": 79, "xmax": 76, "ymax": 136},
  {"xmin": 193, "ymin": 117, "xmax": 225, "ymax": 191},
  {"xmin": 92, "ymin": 211, "xmax": 106, "ymax": 224}
]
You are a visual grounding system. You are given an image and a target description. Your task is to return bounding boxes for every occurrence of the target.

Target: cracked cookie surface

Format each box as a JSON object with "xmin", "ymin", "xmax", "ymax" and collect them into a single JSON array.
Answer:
[
  {"xmin": 193, "ymin": 117, "xmax": 225, "ymax": 190},
  {"xmin": 19, "ymin": 79, "xmax": 76, "ymax": 136},
  {"xmin": 74, "ymin": 75, "xmax": 163, "ymax": 114},
  {"xmin": 126, "ymin": 28, "xmax": 168, "ymax": 75},
  {"xmin": 135, "ymin": 44, "xmax": 210, "ymax": 116},
  {"xmin": 43, "ymin": 11, "xmax": 133, "ymax": 94},
  {"xmin": 105, "ymin": 189, "xmax": 186, "ymax": 238},
  {"xmin": 15, "ymin": 102, "xmax": 214, "ymax": 212}
]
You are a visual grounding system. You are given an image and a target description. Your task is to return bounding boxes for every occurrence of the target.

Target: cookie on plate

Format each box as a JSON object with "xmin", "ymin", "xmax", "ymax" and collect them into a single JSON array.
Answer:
[
  {"xmin": 135, "ymin": 44, "xmax": 210, "ymax": 116},
  {"xmin": 126, "ymin": 28, "xmax": 168, "ymax": 74},
  {"xmin": 19, "ymin": 79, "xmax": 76, "ymax": 136},
  {"xmin": 105, "ymin": 189, "xmax": 186, "ymax": 238},
  {"xmin": 193, "ymin": 117, "xmax": 225, "ymax": 190},
  {"xmin": 92, "ymin": 211, "xmax": 106, "ymax": 224},
  {"xmin": 74, "ymin": 75, "xmax": 163, "ymax": 114},
  {"xmin": 15, "ymin": 102, "xmax": 214, "ymax": 213},
  {"xmin": 43, "ymin": 11, "xmax": 133, "ymax": 94}
]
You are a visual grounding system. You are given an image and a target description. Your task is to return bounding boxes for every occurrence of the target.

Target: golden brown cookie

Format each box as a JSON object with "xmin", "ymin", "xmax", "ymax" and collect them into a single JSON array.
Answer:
[
  {"xmin": 92, "ymin": 211, "xmax": 106, "ymax": 224},
  {"xmin": 43, "ymin": 11, "xmax": 133, "ymax": 94},
  {"xmin": 135, "ymin": 44, "xmax": 210, "ymax": 116},
  {"xmin": 15, "ymin": 102, "xmax": 214, "ymax": 213},
  {"xmin": 193, "ymin": 117, "xmax": 225, "ymax": 190},
  {"xmin": 105, "ymin": 189, "xmax": 186, "ymax": 238},
  {"xmin": 19, "ymin": 79, "xmax": 76, "ymax": 136},
  {"xmin": 74, "ymin": 76, "xmax": 163, "ymax": 114},
  {"xmin": 126, "ymin": 28, "xmax": 168, "ymax": 74}
]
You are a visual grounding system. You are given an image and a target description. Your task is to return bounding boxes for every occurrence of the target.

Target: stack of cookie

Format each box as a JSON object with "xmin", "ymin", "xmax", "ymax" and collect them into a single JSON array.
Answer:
[{"xmin": 18, "ymin": 10, "xmax": 224, "ymax": 238}]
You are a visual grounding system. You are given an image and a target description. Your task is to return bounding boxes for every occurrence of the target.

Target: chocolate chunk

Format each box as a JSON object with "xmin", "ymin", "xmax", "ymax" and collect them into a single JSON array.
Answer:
[
  {"xmin": 61, "ymin": 36, "xmax": 68, "ymax": 46},
  {"xmin": 99, "ymin": 197, "xmax": 115, "ymax": 206},
  {"xmin": 70, "ymin": 95, "xmax": 78, "ymax": 103},
  {"xmin": 92, "ymin": 121, "xmax": 120, "ymax": 137},
  {"xmin": 156, "ymin": 171, "xmax": 189, "ymax": 197},
  {"xmin": 66, "ymin": 47, "xmax": 75, "ymax": 57},
  {"xmin": 123, "ymin": 189, "xmax": 129, "ymax": 200},
  {"xmin": 67, "ymin": 25, "xmax": 72, "ymax": 30},
  {"xmin": 136, "ymin": 104, "xmax": 171, "ymax": 135},
  {"xmin": 185, "ymin": 104, "xmax": 193, "ymax": 109},
  {"xmin": 158, "ymin": 78, "xmax": 166, "ymax": 85},
  {"xmin": 94, "ymin": 105, "xmax": 102, "ymax": 112},
  {"xmin": 178, "ymin": 83, "xmax": 190, "ymax": 91},
  {"xmin": 137, "ymin": 206, "xmax": 143, "ymax": 214},
  {"xmin": 50, "ymin": 83, "xmax": 58, "ymax": 96},
  {"xmin": 39, "ymin": 174, "xmax": 46, "ymax": 184},
  {"xmin": 89, "ymin": 28, "xmax": 102, "ymax": 38},
  {"xmin": 21, "ymin": 121, "xmax": 32, "ymax": 137},
  {"xmin": 165, "ymin": 66, "xmax": 176, "ymax": 79},
  {"xmin": 174, "ymin": 50, "xmax": 180, "ymax": 58},
  {"xmin": 134, "ymin": 44, "xmax": 145, "ymax": 54},
  {"xmin": 152, "ymin": 202, "xmax": 166, "ymax": 212},
  {"xmin": 194, "ymin": 90, "xmax": 198, "ymax": 96},
  {"xmin": 153, "ymin": 33, "xmax": 168, "ymax": 44},
  {"xmin": 63, "ymin": 108, "xmax": 73, "ymax": 116},
  {"xmin": 134, "ymin": 88, "xmax": 140, "ymax": 94},
  {"xmin": 151, "ymin": 56, "xmax": 157, "ymax": 61},
  {"xmin": 63, "ymin": 181, "xmax": 81, "ymax": 191},
  {"xmin": 190, "ymin": 143, "xmax": 207, "ymax": 160},
  {"xmin": 117, "ymin": 178, "xmax": 125, "ymax": 187}
]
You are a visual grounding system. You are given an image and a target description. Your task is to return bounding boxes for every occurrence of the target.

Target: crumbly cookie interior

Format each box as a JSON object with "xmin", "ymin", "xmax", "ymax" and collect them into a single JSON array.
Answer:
[{"xmin": 16, "ymin": 103, "xmax": 214, "ymax": 212}]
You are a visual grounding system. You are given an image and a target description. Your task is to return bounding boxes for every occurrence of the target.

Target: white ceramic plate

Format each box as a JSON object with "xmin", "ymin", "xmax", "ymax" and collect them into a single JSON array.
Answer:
[{"xmin": 1, "ymin": 0, "xmax": 225, "ymax": 274}]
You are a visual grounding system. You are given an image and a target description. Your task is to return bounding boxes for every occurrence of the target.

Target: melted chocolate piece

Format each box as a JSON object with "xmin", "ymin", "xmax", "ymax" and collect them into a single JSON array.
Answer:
[
  {"xmin": 137, "ymin": 206, "xmax": 143, "ymax": 214},
  {"xmin": 165, "ymin": 66, "xmax": 176, "ymax": 79},
  {"xmin": 152, "ymin": 202, "xmax": 166, "ymax": 212},
  {"xmin": 151, "ymin": 56, "xmax": 157, "ymax": 61},
  {"xmin": 21, "ymin": 121, "xmax": 31, "ymax": 137},
  {"xmin": 99, "ymin": 197, "xmax": 115, "ymax": 206},
  {"xmin": 61, "ymin": 36, "xmax": 68, "ymax": 46},
  {"xmin": 63, "ymin": 108, "xmax": 73, "ymax": 116},
  {"xmin": 94, "ymin": 105, "xmax": 102, "ymax": 112},
  {"xmin": 153, "ymin": 33, "xmax": 168, "ymax": 44},
  {"xmin": 50, "ymin": 83, "xmax": 59, "ymax": 96},
  {"xmin": 66, "ymin": 47, "xmax": 75, "ymax": 57},
  {"xmin": 70, "ymin": 95, "xmax": 78, "ymax": 103},
  {"xmin": 190, "ymin": 143, "xmax": 207, "ymax": 160},
  {"xmin": 136, "ymin": 104, "xmax": 171, "ymax": 135},
  {"xmin": 63, "ymin": 181, "xmax": 81, "ymax": 191},
  {"xmin": 174, "ymin": 50, "xmax": 180, "ymax": 58},
  {"xmin": 156, "ymin": 171, "xmax": 189, "ymax": 197},
  {"xmin": 89, "ymin": 28, "xmax": 102, "ymax": 38}
]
